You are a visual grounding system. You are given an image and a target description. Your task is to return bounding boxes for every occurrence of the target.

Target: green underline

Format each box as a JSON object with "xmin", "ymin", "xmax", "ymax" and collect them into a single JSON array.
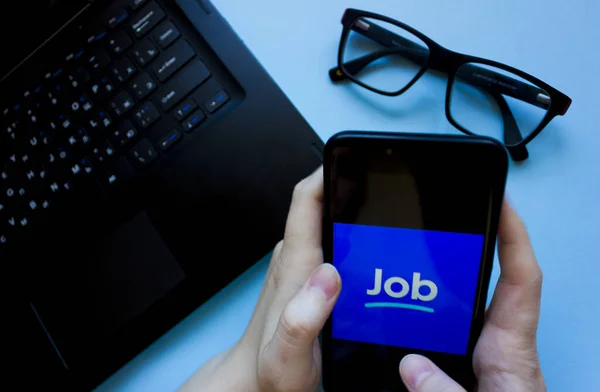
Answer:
[{"xmin": 364, "ymin": 302, "xmax": 435, "ymax": 313}]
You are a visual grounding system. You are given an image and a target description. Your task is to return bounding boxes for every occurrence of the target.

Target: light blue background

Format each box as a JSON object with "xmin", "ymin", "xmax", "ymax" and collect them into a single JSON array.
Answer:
[
  {"xmin": 95, "ymin": 0, "xmax": 600, "ymax": 391},
  {"xmin": 332, "ymin": 223, "xmax": 484, "ymax": 355}
]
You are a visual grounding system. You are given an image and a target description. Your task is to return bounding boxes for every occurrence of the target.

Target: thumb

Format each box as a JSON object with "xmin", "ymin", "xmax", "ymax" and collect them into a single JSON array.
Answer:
[
  {"xmin": 399, "ymin": 355, "xmax": 466, "ymax": 392},
  {"xmin": 259, "ymin": 264, "xmax": 341, "ymax": 391}
]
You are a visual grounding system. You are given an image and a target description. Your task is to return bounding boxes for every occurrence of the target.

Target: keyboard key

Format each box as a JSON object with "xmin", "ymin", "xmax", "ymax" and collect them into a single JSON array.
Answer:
[
  {"xmin": 174, "ymin": 98, "xmax": 197, "ymax": 121},
  {"xmin": 109, "ymin": 91, "xmax": 135, "ymax": 117},
  {"xmin": 133, "ymin": 102, "xmax": 160, "ymax": 129},
  {"xmin": 27, "ymin": 199, "xmax": 39, "ymax": 211},
  {"xmin": 57, "ymin": 114, "xmax": 72, "ymax": 130},
  {"xmin": 46, "ymin": 90, "xmax": 62, "ymax": 109},
  {"xmin": 111, "ymin": 121, "xmax": 138, "ymax": 147},
  {"xmin": 81, "ymin": 94, "xmax": 95, "ymax": 112},
  {"xmin": 70, "ymin": 94, "xmax": 94, "ymax": 113},
  {"xmin": 29, "ymin": 134, "xmax": 42, "ymax": 148},
  {"xmin": 65, "ymin": 47, "xmax": 86, "ymax": 63},
  {"xmin": 86, "ymin": 29, "xmax": 108, "ymax": 45},
  {"xmin": 25, "ymin": 169, "xmax": 36, "ymax": 181},
  {"xmin": 156, "ymin": 60, "xmax": 211, "ymax": 111},
  {"xmin": 20, "ymin": 216, "xmax": 30, "ymax": 227},
  {"xmin": 63, "ymin": 180, "xmax": 74, "ymax": 192},
  {"xmin": 47, "ymin": 67, "xmax": 64, "ymax": 80},
  {"xmin": 158, "ymin": 128, "xmax": 181, "ymax": 151},
  {"xmin": 49, "ymin": 181, "xmax": 61, "ymax": 194},
  {"xmin": 130, "ymin": 138, "xmax": 157, "ymax": 166},
  {"xmin": 66, "ymin": 132, "xmax": 79, "ymax": 147},
  {"xmin": 205, "ymin": 90, "xmax": 230, "ymax": 113},
  {"xmin": 132, "ymin": 39, "xmax": 159, "ymax": 67},
  {"xmin": 66, "ymin": 67, "xmax": 90, "ymax": 89},
  {"xmin": 55, "ymin": 145, "xmax": 70, "ymax": 161},
  {"xmin": 130, "ymin": 72, "xmax": 156, "ymax": 100},
  {"xmin": 90, "ymin": 77, "xmax": 116, "ymax": 102},
  {"xmin": 20, "ymin": 154, "xmax": 31, "ymax": 165},
  {"xmin": 129, "ymin": 1, "xmax": 166, "ymax": 38},
  {"xmin": 153, "ymin": 20, "xmax": 180, "ymax": 49},
  {"xmin": 75, "ymin": 128, "xmax": 92, "ymax": 145},
  {"xmin": 87, "ymin": 49, "xmax": 112, "ymax": 73},
  {"xmin": 70, "ymin": 162, "xmax": 84, "ymax": 177},
  {"xmin": 88, "ymin": 110, "xmax": 113, "ymax": 131},
  {"xmin": 79, "ymin": 157, "xmax": 95, "ymax": 175},
  {"xmin": 99, "ymin": 156, "xmax": 134, "ymax": 193},
  {"xmin": 111, "ymin": 58, "xmax": 137, "ymax": 83},
  {"xmin": 47, "ymin": 152, "xmax": 57, "ymax": 165},
  {"xmin": 127, "ymin": 0, "xmax": 148, "ymax": 10},
  {"xmin": 103, "ymin": 6, "xmax": 129, "ymax": 28},
  {"xmin": 92, "ymin": 140, "xmax": 116, "ymax": 164},
  {"xmin": 108, "ymin": 30, "xmax": 133, "ymax": 55},
  {"xmin": 7, "ymin": 215, "xmax": 16, "ymax": 228},
  {"xmin": 151, "ymin": 39, "xmax": 195, "ymax": 82},
  {"xmin": 40, "ymin": 131, "xmax": 52, "ymax": 146},
  {"xmin": 38, "ymin": 166, "xmax": 49, "ymax": 181},
  {"xmin": 182, "ymin": 109, "xmax": 205, "ymax": 132}
]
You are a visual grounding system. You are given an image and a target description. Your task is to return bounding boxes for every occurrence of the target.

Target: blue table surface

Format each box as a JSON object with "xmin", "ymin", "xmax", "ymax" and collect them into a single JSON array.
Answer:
[{"xmin": 95, "ymin": 0, "xmax": 600, "ymax": 390}]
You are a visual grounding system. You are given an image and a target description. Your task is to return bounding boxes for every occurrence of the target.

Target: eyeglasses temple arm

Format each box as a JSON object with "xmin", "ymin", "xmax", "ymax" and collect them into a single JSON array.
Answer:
[
  {"xmin": 458, "ymin": 64, "xmax": 550, "ymax": 111},
  {"xmin": 328, "ymin": 47, "xmax": 427, "ymax": 82},
  {"xmin": 491, "ymin": 91, "xmax": 530, "ymax": 161},
  {"xmin": 330, "ymin": 21, "xmax": 551, "ymax": 110}
]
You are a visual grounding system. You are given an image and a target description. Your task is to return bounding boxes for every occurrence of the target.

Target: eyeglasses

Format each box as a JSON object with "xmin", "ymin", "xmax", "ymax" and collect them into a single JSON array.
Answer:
[{"xmin": 329, "ymin": 9, "xmax": 572, "ymax": 161}]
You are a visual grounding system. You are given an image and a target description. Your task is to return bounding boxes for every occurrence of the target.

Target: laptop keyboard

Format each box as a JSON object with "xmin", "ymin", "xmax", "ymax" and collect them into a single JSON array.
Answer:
[{"xmin": 0, "ymin": 0, "xmax": 231, "ymax": 246}]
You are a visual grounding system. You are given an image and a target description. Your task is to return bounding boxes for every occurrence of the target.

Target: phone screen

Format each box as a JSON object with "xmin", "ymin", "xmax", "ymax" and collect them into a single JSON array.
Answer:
[
  {"xmin": 333, "ymin": 222, "xmax": 483, "ymax": 355},
  {"xmin": 323, "ymin": 134, "xmax": 507, "ymax": 390}
]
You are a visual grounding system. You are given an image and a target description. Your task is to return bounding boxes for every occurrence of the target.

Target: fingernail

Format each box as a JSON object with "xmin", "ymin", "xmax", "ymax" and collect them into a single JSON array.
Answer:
[
  {"xmin": 400, "ymin": 354, "xmax": 433, "ymax": 388},
  {"xmin": 308, "ymin": 264, "xmax": 339, "ymax": 300}
]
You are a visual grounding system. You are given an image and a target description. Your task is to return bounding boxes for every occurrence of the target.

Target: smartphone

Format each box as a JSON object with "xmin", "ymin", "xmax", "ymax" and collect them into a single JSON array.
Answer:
[{"xmin": 321, "ymin": 131, "xmax": 509, "ymax": 391}]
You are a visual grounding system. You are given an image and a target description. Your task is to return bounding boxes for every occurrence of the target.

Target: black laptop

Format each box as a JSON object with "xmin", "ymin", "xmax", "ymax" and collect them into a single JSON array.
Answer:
[{"xmin": 1, "ymin": 0, "xmax": 323, "ymax": 390}]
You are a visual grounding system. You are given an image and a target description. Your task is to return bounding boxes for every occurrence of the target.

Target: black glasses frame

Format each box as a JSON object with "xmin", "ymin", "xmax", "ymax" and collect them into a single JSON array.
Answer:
[{"xmin": 330, "ymin": 9, "xmax": 572, "ymax": 161}]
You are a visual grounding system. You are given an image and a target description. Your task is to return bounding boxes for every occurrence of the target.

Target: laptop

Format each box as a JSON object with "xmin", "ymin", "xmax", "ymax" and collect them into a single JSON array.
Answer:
[{"xmin": 1, "ymin": 0, "xmax": 323, "ymax": 390}]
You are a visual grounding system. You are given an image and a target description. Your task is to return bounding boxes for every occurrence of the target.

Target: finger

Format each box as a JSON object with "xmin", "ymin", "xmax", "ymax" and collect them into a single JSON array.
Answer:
[
  {"xmin": 260, "ymin": 168, "xmax": 325, "ymax": 349},
  {"xmin": 241, "ymin": 241, "xmax": 285, "ymax": 350},
  {"xmin": 486, "ymin": 199, "xmax": 543, "ymax": 336},
  {"xmin": 267, "ymin": 166, "xmax": 325, "ymax": 315},
  {"xmin": 259, "ymin": 264, "xmax": 340, "ymax": 391},
  {"xmin": 282, "ymin": 166, "xmax": 324, "ymax": 255},
  {"xmin": 497, "ymin": 200, "xmax": 542, "ymax": 287},
  {"xmin": 399, "ymin": 355, "xmax": 466, "ymax": 392}
]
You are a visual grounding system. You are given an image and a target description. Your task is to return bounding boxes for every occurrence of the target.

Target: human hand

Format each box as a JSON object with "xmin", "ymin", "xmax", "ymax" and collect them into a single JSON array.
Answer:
[
  {"xmin": 398, "ymin": 201, "xmax": 546, "ymax": 392},
  {"xmin": 178, "ymin": 166, "xmax": 339, "ymax": 392},
  {"xmin": 180, "ymin": 169, "xmax": 545, "ymax": 392}
]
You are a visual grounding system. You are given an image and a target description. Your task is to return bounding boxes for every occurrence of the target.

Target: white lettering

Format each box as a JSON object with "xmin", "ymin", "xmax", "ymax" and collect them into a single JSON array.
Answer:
[
  {"xmin": 158, "ymin": 57, "xmax": 176, "ymax": 74},
  {"xmin": 366, "ymin": 269, "xmax": 438, "ymax": 302},
  {"xmin": 159, "ymin": 29, "xmax": 174, "ymax": 41},
  {"xmin": 161, "ymin": 90, "xmax": 176, "ymax": 104},
  {"xmin": 367, "ymin": 268, "xmax": 383, "ymax": 295},
  {"xmin": 411, "ymin": 273, "xmax": 438, "ymax": 301},
  {"xmin": 384, "ymin": 276, "xmax": 410, "ymax": 299},
  {"xmin": 133, "ymin": 11, "xmax": 154, "ymax": 32}
]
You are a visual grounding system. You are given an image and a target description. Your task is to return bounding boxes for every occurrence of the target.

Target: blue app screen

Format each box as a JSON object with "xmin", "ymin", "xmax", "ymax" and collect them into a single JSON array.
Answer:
[{"xmin": 332, "ymin": 223, "xmax": 485, "ymax": 355}]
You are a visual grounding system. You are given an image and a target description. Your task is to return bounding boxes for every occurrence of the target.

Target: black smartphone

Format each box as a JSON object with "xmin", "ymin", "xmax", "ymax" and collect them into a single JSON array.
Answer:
[{"xmin": 321, "ymin": 131, "xmax": 509, "ymax": 391}]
